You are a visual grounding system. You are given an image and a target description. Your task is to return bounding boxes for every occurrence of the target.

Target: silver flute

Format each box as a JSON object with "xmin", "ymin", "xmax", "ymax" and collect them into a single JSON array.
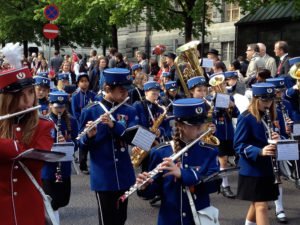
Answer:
[
  {"xmin": 119, "ymin": 128, "xmax": 213, "ymax": 202},
  {"xmin": 0, "ymin": 105, "xmax": 41, "ymax": 121},
  {"xmin": 76, "ymin": 97, "xmax": 130, "ymax": 140}
]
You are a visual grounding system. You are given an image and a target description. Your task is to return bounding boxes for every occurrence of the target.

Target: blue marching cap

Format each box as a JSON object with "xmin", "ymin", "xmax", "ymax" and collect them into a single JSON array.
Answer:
[
  {"xmin": 58, "ymin": 73, "xmax": 70, "ymax": 81},
  {"xmin": 289, "ymin": 57, "xmax": 300, "ymax": 66},
  {"xmin": 187, "ymin": 76, "xmax": 207, "ymax": 90},
  {"xmin": 131, "ymin": 64, "xmax": 142, "ymax": 72},
  {"xmin": 144, "ymin": 81, "xmax": 161, "ymax": 91},
  {"xmin": 162, "ymin": 72, "xmax": 171, "ymax": 77},
  {"xmin": 265, "ymin": 77, "xmax": 285, "ymax": 89},
  {"xmin": 49, "ymin": 91, "xmax": 69, "ymax": 106},
  {"xmin": 252, "ymin": 82, "xmax": 276, "ymax": 99},
  {"xmin": 76, "ymin": 72, "xmax": 89, "ymax": 83},
  {"xmin": 34, "ymin": 76, "xmax": 50, "ymax": 88},
  {"xmin": 172, "ymin": 98, "xmax": 207, "ymax": 125},
  {"xmin": 224, "ymin": 71, "xmax": 238, "ymax": 79},
  {"xmin": 36, "ymin": 72, "xmax": 49, "ymax": 78},
  {"xmin": 103, "ymin": 68, "xmax": 133, "ymax": 90},
  {"xmin": 165, "ymin": 81, "xmax": 178, "ymax": 91}
]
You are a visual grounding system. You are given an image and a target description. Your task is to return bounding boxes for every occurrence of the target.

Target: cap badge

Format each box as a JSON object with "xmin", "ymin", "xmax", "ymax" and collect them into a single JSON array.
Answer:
[
  {"xmin": 126, "ymin": 75, "xmax": 131, "ymax": 80},
  {"xmin": 16, "ymin": 72, "xmax": 26, "ymax": 80},
  {"xmin": 195, "ymin": 107, "xmax": 203, "ymax": 114},
  {"xmin": 172, "ymin": 83, "xmax": 176, "ymax": 87},
  {"xmin": 57, "ymin": 96, "xmax": 64, "ymax": 102},
  {"xmin": 43, "ymin": 79, "xmax": 48, "ymax": 84},
  {"xmin": 279, "ymin": 81, "xmax": 284, "ymax": 85},
  {"xmin": 267, "ymin": 88, "xmax": 273, "ymax": 93}
]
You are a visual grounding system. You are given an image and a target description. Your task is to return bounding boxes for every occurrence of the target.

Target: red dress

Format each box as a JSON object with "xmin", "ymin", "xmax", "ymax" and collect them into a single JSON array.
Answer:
[{"xmin": 0, "ymin": 118, "xmax": 54, "ymax": 225}]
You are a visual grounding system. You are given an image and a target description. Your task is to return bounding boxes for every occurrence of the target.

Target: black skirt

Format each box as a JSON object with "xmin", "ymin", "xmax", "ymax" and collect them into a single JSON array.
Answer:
[
  {"xmin": 237, "ymin": 175, "xmax": 279, "ymax": 202},
  {"xmin": 218, "ymin": 139, "xmax": 235, "ymax": 157},
  {"xmin": 42, "ymin": 178, "xmax": 71, "ymax": 210}
]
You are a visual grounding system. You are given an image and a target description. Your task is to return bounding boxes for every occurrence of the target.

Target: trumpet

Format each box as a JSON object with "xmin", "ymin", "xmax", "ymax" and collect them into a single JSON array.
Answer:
[
  {"xmin": 0, "ymin": 105, "xmax": 41, "ymax": 121},
  {"xmin": 120, "ymin": 128, "xmax": 214, "ymax": 202},
  {"xmin": 76, "ymin": 97, "xmax": 130, "ymax": 140},
  {"xmin": 265, "ymin": 108, "xmax": 281, "ymax": 184}
]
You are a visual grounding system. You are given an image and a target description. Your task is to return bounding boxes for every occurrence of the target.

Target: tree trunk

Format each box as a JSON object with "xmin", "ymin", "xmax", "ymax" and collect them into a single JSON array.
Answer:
[
  {"xmin": 23, "ymin": 40, "xmax": 28, "ymax": 58},
  {"xmin": 184, "ymin": 16, "xmax": 193, "ymax": 43},
  {"xmin": 111, "ymin": 25, "xmax": 118, "ymax": 50},
  {"xmin": 102, "ymin": 45, "xmax": 106, "ymax": 56},
  {"xmin": 145, "ymin": 6, "xmax": 152, "ymax": 58},
  {"xmin": 54, "ymin": 38, "xmax": 60, "ymax": 51}
]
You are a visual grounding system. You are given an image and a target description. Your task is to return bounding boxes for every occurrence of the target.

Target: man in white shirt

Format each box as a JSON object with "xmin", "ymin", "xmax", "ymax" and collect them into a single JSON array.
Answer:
[{"xmin": 257, "ymin": 43, "xmax": 277, "ymax": 77}]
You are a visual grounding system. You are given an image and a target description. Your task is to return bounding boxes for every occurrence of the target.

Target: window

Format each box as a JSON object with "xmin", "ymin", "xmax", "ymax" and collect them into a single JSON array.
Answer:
[
  {"xmin": 221, "ymin": 42, "xmax": 234, "ymax": 62},
  {"xmin": 224, "ymin": 3, "xmax": 240, "ymax": 22}
]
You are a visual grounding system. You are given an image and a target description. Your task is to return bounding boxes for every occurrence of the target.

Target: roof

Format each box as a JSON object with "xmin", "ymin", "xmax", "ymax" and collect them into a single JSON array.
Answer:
[{"xmin": 235, "ymin": 2, "xmax": 300, "ymax": 26}]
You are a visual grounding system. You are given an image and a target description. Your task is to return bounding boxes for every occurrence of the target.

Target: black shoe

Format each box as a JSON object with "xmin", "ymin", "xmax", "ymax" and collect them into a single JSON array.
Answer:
[
  {"xmin": 220, "ymin": 186, "xmax": 236, "ymax": 199},
  {"xmin": 149, "ymin": 196, "xmax": 161, "ymax": 206},
  {"xmin": 276, "ymin": 211, "xmax": 288, "ymax": 224},
  {"xmin": 80, "ymin": 168, "xmax": 90, "ymax": 175}
]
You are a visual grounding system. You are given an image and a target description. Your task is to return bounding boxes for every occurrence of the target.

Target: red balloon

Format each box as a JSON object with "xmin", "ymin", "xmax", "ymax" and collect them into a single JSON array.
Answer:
[{"xmin": 152, "ymin": 45, "xmax": 166, "ymax": 55}]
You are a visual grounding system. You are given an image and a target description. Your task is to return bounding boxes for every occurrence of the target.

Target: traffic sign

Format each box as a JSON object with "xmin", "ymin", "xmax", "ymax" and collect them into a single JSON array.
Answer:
[
  {"xmin": 44, "ymin": 4, "xmax": 60, "ymax": 21},
  {"xmin": 43, "ymin": 24, "xmax": 59, "ymax": 39}
]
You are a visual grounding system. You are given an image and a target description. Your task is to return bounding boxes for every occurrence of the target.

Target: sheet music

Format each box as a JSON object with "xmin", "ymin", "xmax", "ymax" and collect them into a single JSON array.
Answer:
[
  {"xmin": 292, "ymin": 123, "xmax": 300, "ymax": 136},
  {"xmin": 277, "ymin": 140, "xmax": 299, "ymax": 161},
  {"xmin": 202, "ymin": 58, "xmax": 214, "ymax": 68},
  {"xmin": 51, "ymin": 142, "xmax": 75, "ymax": 162},
  {"xmin": 215, "ymin": 93, "xmax": 230, "ymax": 109},
  {"xmin": 132, "ymin": 127, "xmax": 156, "ymax": 151}
]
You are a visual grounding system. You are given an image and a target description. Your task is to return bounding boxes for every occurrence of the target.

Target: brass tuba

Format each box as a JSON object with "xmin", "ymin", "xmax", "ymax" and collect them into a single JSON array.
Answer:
[
  {"xmin": 289, "ymin": 58, "xmax": 300, "ymax": 89},
  {"xmin": 174, "ymin": 41, "xmax": 205, "ymax": 97}
]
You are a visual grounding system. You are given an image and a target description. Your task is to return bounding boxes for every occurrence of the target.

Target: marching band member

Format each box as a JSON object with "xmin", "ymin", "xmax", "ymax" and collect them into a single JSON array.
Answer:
[
  {"xmin": 79, "ymin": 68, "xmax": 138, "ymax": 225},
  {"xmin": 285, "ymin": 57, "xmax": 300, "ymax": 122},
  {"xmin": 0, "ymin": 66, "xmax": 55, "ymax": 225},
  {"xmin": 133, "ymin": 81, "xmax": 167, "ymax": 171},
  {"xmin": 34, "ymin": 75, "xmax": 51, "ymax": 116},
  {"xmin": 266, "ymin": 77, "xmax": 293, "ymax": 223},
  {"xmin": 71, "ymin": 72, "xmax": 95, "ymax": 174},
  {"xmin": 187, "ymin": 76, "xmax": 210, "ymax": 110},
  {"xmin": 131, "ymin": 63, "xmax": 142, "ymax": 79},
  {"xmin": 56, "ymin": 73, "xmax": 71, "ymax": 92},
  {"xmin": 234, "ymin": 83, "xmax": 283, "ymax": 225},
  {"xmin": 42, "ymin": 91, "xmax": 78, "ymax": 225},
  {"xmin": 210, "ymin": 73, "xmax": 240, "ymax": 198},
  {"xmin": 136, "ymin": 98, "xmax": 219, "ymax": 225}
]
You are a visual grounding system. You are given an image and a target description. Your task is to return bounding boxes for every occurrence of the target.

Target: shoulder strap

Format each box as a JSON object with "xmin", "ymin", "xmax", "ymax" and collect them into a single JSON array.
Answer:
[
  {"xmin": 19, "ymin": 161, "xmax": 58, "ymax": 225},
  {"xmin": 186, "ymin": 187, "xmax": 201, "ymax": 225}
]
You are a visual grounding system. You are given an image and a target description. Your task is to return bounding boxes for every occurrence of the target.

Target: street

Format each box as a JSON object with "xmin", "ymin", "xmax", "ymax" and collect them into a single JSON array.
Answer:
[{"xmin": 60, "ymin": 167, "xmax": 300, "ymax": 225}]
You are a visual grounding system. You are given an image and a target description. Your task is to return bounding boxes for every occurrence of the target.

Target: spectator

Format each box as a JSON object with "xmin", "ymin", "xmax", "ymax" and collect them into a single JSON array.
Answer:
[{"xmin": 257, "ymin": 43, "xmax": 277, "ymax": 77}]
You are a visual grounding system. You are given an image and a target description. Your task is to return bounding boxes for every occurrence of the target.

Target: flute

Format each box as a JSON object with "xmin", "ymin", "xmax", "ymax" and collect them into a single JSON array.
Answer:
[
  {"xmin": 119, "ymin": 128, "xmax": 213, "ymax": 202},
  {"xmin": 76, "ymin": 97, "xmax": 130, "ymax": 140},
  {"xmin": 0, "ymin": 105, "xmax": 41, "ymax": 121}
]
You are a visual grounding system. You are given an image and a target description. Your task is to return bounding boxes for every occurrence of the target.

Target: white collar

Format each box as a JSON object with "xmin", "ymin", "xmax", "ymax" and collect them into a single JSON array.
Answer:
[{"xmin": 280, "ymin": 53, "xmax": 288, "ymax": 61}]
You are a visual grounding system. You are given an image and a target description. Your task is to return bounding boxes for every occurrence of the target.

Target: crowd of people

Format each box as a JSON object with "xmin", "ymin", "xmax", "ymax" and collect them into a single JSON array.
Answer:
[{"xmin": 0, "ymin": 39, "xmax": 300, "ymax": 225}]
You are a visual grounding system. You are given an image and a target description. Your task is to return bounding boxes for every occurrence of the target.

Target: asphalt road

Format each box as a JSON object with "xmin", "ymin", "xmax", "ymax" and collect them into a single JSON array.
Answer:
[{"xmin": 60, "ymin": 165, "xmax": 300, "ymax": 225}]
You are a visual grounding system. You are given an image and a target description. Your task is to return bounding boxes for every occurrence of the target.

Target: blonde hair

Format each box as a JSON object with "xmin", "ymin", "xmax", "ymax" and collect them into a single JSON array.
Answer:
[
  {"xmin": 248, "ymin": 97, "xmax": 276, "ymax": 122},
  {"xmin": 0, "ymin": 88, "xmax": 38, "ymax": 145}
]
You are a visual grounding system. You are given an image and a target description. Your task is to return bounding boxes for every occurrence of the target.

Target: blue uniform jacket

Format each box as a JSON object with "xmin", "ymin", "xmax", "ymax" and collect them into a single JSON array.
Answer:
[
  {"xmin": 285, "ymin": 87, "xmax": 300, "ymax": 122},
  {"xmin": 71, "ymin": 88, "xmax": 96, "ymax": 122},
  {"xmin": 213, "ymin": 96, "xmax": 240, "ymax": 141},
  {"xmin": 38, "ymin": 98, "xmax": 49, "ymax": 116},
  {"xmin": 79, "ymin": 99, "xmax": 138, "ymax": 191},
  {"xmin": 234, "ymin": 110, "xmax": 286, "ymax": 177},
  {"xmin": 42, "ymin": 113, "xmax": 78, "ymax": 180},
  {"xmin": 138, "ymin": 142, "xmax": 219, "ymax": 225},
  {"xmin": 133, "ymin": 100, "xmax": 168, "ymax": 138}
]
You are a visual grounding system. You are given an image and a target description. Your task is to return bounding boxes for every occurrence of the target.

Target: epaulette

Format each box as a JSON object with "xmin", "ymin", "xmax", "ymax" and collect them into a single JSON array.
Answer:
[
  {"xmin": 154, "ymin": 141, "xmax": 171, "ymax": 151},
  {"xmin": 84, "ymin": 101, "xmax": 99, "ymax": 109},
  {"xmin": 39, "ymin": 114, "xmax": 51, "ymax": 121},
  {"xmin": 241, "ymin": 109, "xmax": 250, "ymax": 117}
]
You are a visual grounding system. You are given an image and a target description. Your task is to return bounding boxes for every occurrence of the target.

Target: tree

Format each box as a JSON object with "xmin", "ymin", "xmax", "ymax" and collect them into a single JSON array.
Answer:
[{"xmin": 0, "ymin": 0, "xmax": 44, "ymax": 56}]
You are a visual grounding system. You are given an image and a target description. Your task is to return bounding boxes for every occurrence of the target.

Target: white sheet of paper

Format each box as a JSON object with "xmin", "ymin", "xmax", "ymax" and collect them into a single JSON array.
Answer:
[
  {"xmin": 215, "ymin": 93, "xmax": 230, "ymax": 109},
  {"xmin": 202, "ymin": 58, "xmax": 214, "ymax": 68},
  {"xmin": 51, "ymin": 142, "xmax": 75, "ymax": 162},
  {"xmin": 132, "ymin": 127, "xmax": 156, "ymax": 151},
  {"xmin": 277, "ymin": 140, "xmax": 299, "ymax": 161},
  {"xmin": 292, "ymin": 123, "xmax": 300, "ymax": 136}
]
